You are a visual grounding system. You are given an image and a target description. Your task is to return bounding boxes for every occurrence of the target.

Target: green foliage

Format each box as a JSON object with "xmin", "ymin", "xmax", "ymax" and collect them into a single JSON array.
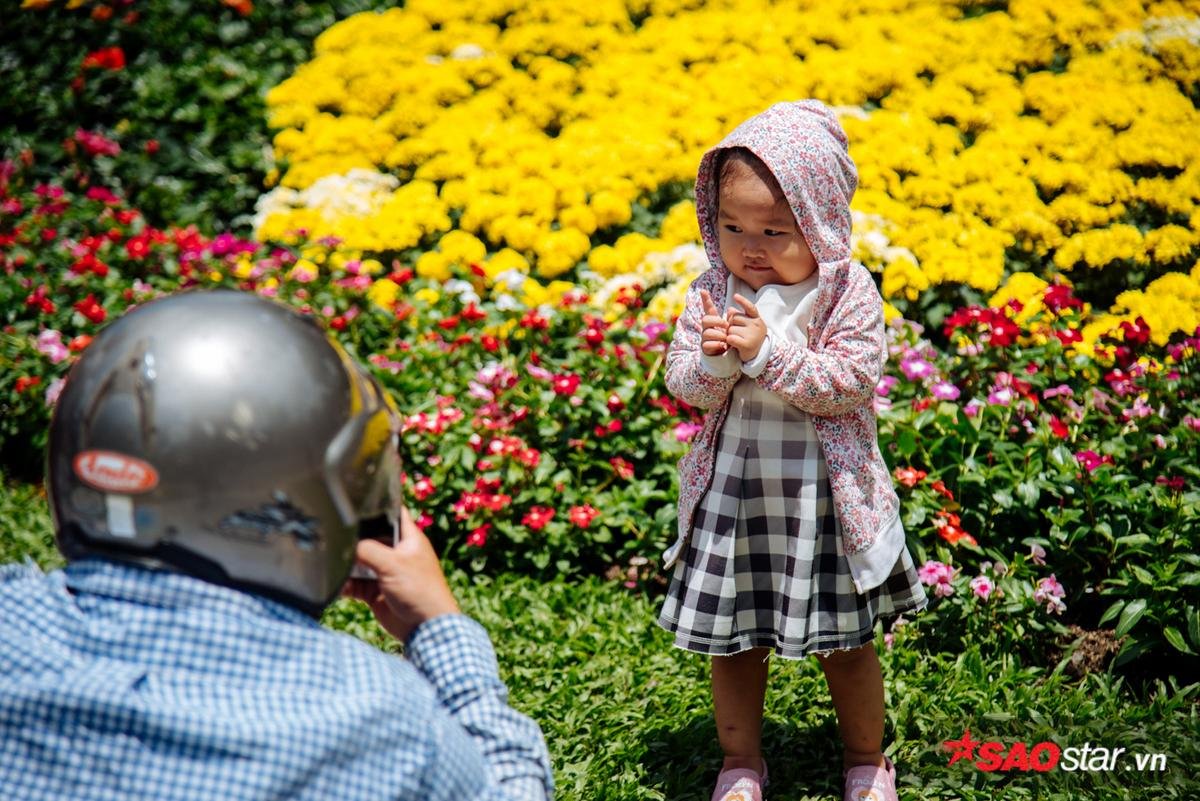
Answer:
[
  {"xmin": 0, "ymin": 0, "xmax": 391, "ymax": 232},
  {"xmin": 0, "ymin": 473, "xmax": 61, "ymax": 570},
  {"xmin": 327, "ymin": 574, "xmax": 1200, "ymax": 800}
]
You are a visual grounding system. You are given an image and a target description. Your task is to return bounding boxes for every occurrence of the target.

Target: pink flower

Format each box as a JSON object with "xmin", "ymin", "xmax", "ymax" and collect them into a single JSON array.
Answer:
[
  {"xmin": 1043, "ymin": 384, "xmax": 1074, "ymax": 399},
  {"xmin": 568, "ymin": 504, "xmax": 599, "ymax": 528},
  {"xmin": 963, "ymin": 399, "xmax": 984, "ymax": 417},
  {"xmin": 875, "ymin": 375, "xmax": 898, "ymax": 396},
  {"xmin": 987, "ymin": 387, "xmax": 1014, "ymax": 406},
  {"xmin": 1029, "ymin": 543, "xmax": 1046, "ymax": 566},
  {"xmin": 673, "ymin": 422, "xmax": 702, "ymax": 442},
  {"xmin": 969, "ymin": 575, "xmax": 994, "ymax": 600},
  {"xmin": 526, "ymin": 364, "xmax": 553, "ymax": 381},
  {"xmin": 36, "ymin": 330, "xmax": 70, "ymax": 364},
  {"xmin": 45, "ymin": 376, "xmax": 66, "ymax": 407},
  {"xmin": 1033, "ymin": 574, "xmax": 1066, "ymax": 614},
  {"xmin": 1183, "ymin": 415, "xmax": 1200, "ymax": 433}
]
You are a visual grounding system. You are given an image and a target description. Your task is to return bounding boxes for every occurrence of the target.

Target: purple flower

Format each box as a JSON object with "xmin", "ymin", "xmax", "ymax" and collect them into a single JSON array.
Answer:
[
  {"xmin": 900, "ymin": 357, "xmax": 935, "ymax": 381},
  {"xmin": 931, "ymin": 381, "xmax": 961, "ymax": 401},
  {"xmin": 876, "ymin": 375, "xmax": 898, "ymax": 396}
]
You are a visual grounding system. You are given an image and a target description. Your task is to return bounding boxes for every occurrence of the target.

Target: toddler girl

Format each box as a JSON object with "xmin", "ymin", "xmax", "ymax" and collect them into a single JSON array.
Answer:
[{"xmin": 657, "ymin": 100, "xmax": 927, "ymax": 801}]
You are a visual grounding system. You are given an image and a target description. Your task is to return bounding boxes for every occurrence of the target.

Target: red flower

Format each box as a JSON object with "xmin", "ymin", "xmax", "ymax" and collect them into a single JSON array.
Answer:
[
  {"xmin": 522, "ymin": 506, "xmax": 555, "ymax": 530},
  {"xmin": 73, "ymin": 129, "xmax": 121, "ymax": 157},
  {"xmin": 594, "ymin": 419, "xmax": 623, "ymax": 438},
  {"xmin": 610, "ymin": 457, "xmax": 635, "ymax": 480},
  {"xmin": 606, "ymin": 393, "xmax": 625, "ymax": 413},
  {"xmin": 515, "ymin": 447, "xmax": 540, "ymax": 468},
  {"xmin": 412, "ymin": 476, "xmax": 435, "ymax": 501},
  {"xmin": 935, "ymin": 511, "xmax": 976, "ymax": 546},
  {"xmin": 893, "ymin": 466, "xmax": 927, "ymax": 488},
  {"xmin": 568, "ymin": 504, "xmax": 599, "ymax": 528},
  {"xmin": 14, "ymin": 376, "xmax": 41, "ymax": 394},
  {"xmin": 144, "ymin": 140, "xmax": 160, "ymax": 156},
  {"xmin": 1047, "ymin": 415, "xmax": 1069, "ymax": 439},
  {"xmin": 24, "ymin": 286, "xmax": 55, "ymax": 315},
  {"xmin": 68, "ymin": 335, "xmax": 93, "ymax": 352},
  {"xmin": 1043, "ymin": 284, "xmax": 1083, "ymax": 314},
  {"xmin": 73, "ymin": 294, "xmax": 106, "ymax": 324},
  {"xmin": 520, "ymin": 309, "xmax": 549, "ymax": 330},
  {"xmin": 462, "ymin": 302, "xmax": 487, "ymax": 322},
  {"xmin": 1054, "ymin": 328, "xmax": 1082, "ymax": 346},
  {"xmin": 81, "ymin": 46, "xmax": 126, "ymax": 71},
  {"xmin": 480, "ymin": 334, "xmax": 500, "ymax": 352},
  {"xmin": 930, "ymin": 480, "xmax": 954, "ymax": 501},
  {"xmin": 552, "ymin": 373, "xmax": 580, "ymax": 396},
  {"xmin": 466, "ymin": 523, "xmax": 490, "ymax": 548},
  {"xmin": 1156, "ymin": 476, "xmax": 1185, "ymax": 492},
  {"xmin": 1118, "ymin": 316, "xmax": 1151, "ymax": 347}
]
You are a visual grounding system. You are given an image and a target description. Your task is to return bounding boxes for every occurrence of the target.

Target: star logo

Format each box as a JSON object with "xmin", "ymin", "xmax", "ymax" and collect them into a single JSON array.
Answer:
[{"xmin": 944, "ymin": 728, "xmax": 979, "ymax": 766}]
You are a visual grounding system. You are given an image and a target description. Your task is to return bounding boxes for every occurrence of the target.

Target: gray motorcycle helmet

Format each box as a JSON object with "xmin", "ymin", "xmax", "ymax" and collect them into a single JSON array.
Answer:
[{"xmin": 47, "ymin": 289, "xmax": 401, "ymax": 616}]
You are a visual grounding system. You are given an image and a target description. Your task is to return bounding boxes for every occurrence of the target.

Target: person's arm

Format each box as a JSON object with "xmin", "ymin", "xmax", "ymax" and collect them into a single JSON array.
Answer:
[
  {"xmin": 406, "ymin": 616, "xmax": 553, "ymax": 800},
  {"xmin": 347, "ymin": 512, "xmax": 553, "ymax": 800},
  {"xmin": 753, "ymin": 266, "xmax": 885, "ymax": 417},
  {"xmin": 664, "ymin": 275, "xmax": 740, "ymax": 409}
]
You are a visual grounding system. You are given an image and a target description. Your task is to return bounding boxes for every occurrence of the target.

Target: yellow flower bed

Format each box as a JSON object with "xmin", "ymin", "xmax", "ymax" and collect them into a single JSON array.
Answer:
[{"xmin": 257, "ymin": 0, "xmax": 1200, "ymax": 343}]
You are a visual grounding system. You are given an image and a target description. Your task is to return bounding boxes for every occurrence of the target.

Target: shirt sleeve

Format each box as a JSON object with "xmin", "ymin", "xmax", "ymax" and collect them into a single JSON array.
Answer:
[{"xmin": 405, "ymin": 615, "xmax": 553, "ymax": 801}]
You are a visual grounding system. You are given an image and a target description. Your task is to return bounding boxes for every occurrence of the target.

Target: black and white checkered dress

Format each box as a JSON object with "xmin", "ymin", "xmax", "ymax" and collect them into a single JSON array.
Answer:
[{"xmin": 658, "ymin": 378, "xmax": 927, "ymax": 658}]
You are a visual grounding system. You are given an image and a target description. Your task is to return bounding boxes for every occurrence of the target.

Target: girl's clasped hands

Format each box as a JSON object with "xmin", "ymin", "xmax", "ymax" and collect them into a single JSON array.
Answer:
[{"xmin": 699, "ymin": 288, "xmax": 767, "ymax": 363}]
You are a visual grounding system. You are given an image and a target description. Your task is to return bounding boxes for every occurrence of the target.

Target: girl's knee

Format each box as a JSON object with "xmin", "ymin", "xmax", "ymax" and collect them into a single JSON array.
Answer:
[{"xmin": 813, "ymin": 642, "xmax": 874, "ymax": 668}]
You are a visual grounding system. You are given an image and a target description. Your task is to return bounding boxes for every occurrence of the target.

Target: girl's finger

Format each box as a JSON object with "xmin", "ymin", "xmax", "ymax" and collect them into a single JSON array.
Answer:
[
  {"xmin": 731, "ymin": 294, "xmax": 760, "ymax": 318},
  {"xmin": 700, "ymin": 289, "xmax": 718, "ymax": 316}
]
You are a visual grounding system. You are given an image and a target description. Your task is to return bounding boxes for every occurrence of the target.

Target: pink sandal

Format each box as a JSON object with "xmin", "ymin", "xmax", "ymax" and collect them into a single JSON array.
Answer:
[
  {"xmin": 710, "ymin": 761, "xmax": 768, "ymax": 801},
  {"xmin": 843, "ymin": 756, "xmax": 899, "ymax": 801}
]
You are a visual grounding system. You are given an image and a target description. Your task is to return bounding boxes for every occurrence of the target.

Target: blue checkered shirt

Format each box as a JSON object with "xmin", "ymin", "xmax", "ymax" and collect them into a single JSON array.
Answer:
[{"xmin": 0, "ymin": 558, "xmax": 553, "ymax": 800}]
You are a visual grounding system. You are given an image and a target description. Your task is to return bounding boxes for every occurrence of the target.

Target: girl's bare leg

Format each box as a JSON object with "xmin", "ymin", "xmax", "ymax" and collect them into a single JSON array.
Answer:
[
  {"xmin": 711, "ymin": 647, "xmax": 771, "ymax": 773},
  {"xmin": 815, "ymin": 643, "xmax": 887, "ymax": 770}
]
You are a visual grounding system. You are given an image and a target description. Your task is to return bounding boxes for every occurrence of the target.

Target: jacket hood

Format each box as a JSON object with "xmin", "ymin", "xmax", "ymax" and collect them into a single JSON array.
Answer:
[{"xmin": 694, "ymin": 100, "xmax": 858, "ymax": 280}]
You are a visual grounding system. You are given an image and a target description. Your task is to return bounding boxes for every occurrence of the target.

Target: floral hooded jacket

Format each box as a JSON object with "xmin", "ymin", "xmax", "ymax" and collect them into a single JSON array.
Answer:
[{"xmin": 663, "ymin": 100, "xmax": 905, "ymax": 593}]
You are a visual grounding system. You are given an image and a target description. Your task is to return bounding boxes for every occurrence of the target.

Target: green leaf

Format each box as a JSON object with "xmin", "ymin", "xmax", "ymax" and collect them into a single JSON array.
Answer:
[
  {"xmin": 1188, "ymin": 606, "xmax": 1200, "ymax": 648},
  {"xmin": 1097, "ymin": 600, "xmax": 1124, "ymax": 627},
  {"xmin": 896, "ymin": 429, "xmax": 917, "ymax": 458},
  {"xmin": 1128, "ymin": 564, "xmax": 1155, "ymax": 585},
  {"xmin": 1115, "ymin": 598, "xmax": 1148, "ymax": 637},
  {"xmin": 1016, "ymin": 481, "xmax": 1039, "ymax": 507},
  {"xmin": 1163, "ymin": 627, "xmax": 1194, "ymax": 655}
]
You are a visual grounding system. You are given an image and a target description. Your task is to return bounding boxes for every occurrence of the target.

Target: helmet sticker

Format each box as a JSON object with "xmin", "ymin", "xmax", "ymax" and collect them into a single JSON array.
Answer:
[
  {"xmin": 105, "ymin": 494, "xmax": 137, "ymax": 538},
  {"xmin": 74, "ymin": 450, "xmax": 160, "ymax": 494}
]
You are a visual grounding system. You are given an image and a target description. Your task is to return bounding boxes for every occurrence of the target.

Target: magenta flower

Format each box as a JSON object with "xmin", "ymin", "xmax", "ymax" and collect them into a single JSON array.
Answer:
[
  {"xmin": 918, "ymin": 560, "xmax": 956, "ymax": 597},
  {"xmin": 964, "ymin": 399, "xmax": 984, "ymax": 417},
  {"xmin": 1074, "ymin": 450, "xmax": 1112, "ymax": 472},
  {"xmin": 1121, "ymin": 397, "xmax": 1153, "ymax": 421},
  {"xmin": 987, "ymin": 386, "xmax": 1014, "ymax": 406},
  {"xmin": 900, "ymin": 357, "xmax": 934, "ymax": 381},
  {"xmin": 931, "ymin": 381, "xmax": 961, "ymax": 401},
  {"xmin": 1183, "ymin": 415, "xmax": 1200, "ymax": 433},
  {"xmin": 876, "ymin": 375, "xmax": 898, "ymax": 396},
  {"xmin": 673, "ymin": 422, "xmax": 702, "ymax": 442}
]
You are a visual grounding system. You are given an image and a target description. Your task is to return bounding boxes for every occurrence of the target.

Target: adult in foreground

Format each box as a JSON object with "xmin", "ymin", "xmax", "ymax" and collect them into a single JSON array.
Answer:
[{"xmin": 0, "ymin": 290, "xmax": 553, "ymax": 801}]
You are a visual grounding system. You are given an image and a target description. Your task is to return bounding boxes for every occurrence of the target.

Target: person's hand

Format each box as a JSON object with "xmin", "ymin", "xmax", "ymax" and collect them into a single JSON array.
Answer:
[
  {"xmin": 726, "ymin": 294, "xmax": 768, "ymax": 362},
  {"xmin": 700, "ymin": 289, "xmax": 730, "ymax": 356},
  {"xmin": 342, "ymin": 507, "xmax": 460, "ymax": 642}
]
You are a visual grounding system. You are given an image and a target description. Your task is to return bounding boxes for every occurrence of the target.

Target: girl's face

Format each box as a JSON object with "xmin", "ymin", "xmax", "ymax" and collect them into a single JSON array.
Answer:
[{"xmin": 716, "ymin": 163, "xmax": 817, "ymax": 291}]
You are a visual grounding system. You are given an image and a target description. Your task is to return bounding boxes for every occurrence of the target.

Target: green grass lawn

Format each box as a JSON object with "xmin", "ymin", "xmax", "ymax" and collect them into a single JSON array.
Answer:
[{"xmin": 3, "ymin": 477, "xmax": 1196, "ymax": 800}]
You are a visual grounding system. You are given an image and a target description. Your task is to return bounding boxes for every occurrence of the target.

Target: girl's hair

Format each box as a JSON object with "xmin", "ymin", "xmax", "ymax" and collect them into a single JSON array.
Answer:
[{"xmin": 713, "ymin": 146, "xmax": 784, "ymax": 197}]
